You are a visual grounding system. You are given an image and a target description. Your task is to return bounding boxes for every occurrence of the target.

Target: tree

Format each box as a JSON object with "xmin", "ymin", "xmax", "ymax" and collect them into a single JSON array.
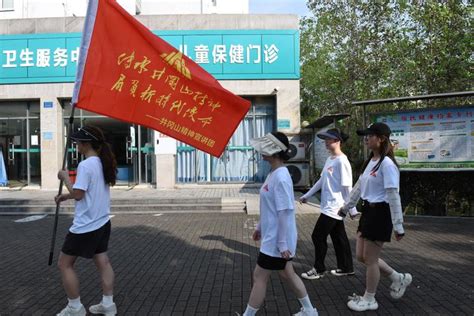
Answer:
[
  {"xmin": 301, "ymin": 0, "xmax": 473, "ymax": 215},
  {"xmin": 301, "ymin": 0, "xmax": 472, "ymax": 121}
]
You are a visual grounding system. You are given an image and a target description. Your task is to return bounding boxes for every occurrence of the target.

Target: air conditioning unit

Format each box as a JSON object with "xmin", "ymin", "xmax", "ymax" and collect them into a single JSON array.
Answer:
[
  {"xmin": 287, "ymin": 142, "xmax": 306, "ymax": 161},
  {"xmin": 286, "ymin": 163, "xmax": 309, "ymax": 187}
]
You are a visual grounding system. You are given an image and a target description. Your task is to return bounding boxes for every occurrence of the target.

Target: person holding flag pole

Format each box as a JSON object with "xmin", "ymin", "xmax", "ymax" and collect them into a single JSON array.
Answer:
[
  {"xmin": 55, "ymin": 126, "xmax": 118, "ymax": 316},
  {"xmin": 48, "ymin": 0, "xmax": 251, "ymax": 313},
  {"xmin": 50, "ymin": 1, "xmax": 120, "ymax": 315}
]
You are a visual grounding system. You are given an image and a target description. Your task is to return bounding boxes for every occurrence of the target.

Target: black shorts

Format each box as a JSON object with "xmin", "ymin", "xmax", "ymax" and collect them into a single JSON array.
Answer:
[
  {"xmin": 62, "ymin": 221, "xmax": 111, "ymax": 259},
  {"xmin": 357, "ymin": 201, "xmax": 393, "ymax": 242},
  {"xmin": 257, "ymin": 252, "xmax": 292, "ymax": 270}
]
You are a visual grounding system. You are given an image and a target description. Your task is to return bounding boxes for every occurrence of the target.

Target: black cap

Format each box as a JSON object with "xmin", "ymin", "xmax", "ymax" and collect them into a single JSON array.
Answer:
[
  {"xmin": 317, "ymin": 128, "xmax": 343, "ymax": 141},
  {"xmin": 70, "ymin": 127, "xmax": 101, "ymax": 142},
  {"xmin": 356, "ymin": 122, "xmax": 391, "ymax": 137}
]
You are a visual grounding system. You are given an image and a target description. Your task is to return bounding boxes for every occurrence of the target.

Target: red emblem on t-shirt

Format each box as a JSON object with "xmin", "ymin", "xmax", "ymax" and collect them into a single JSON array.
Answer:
[
  {"xmin": 370, "ymin": 170, "xmax": 377, "ymax": 177},
  {"xmin": 263, "ymin": 184, "xmax": 269, "ymax": 192}
]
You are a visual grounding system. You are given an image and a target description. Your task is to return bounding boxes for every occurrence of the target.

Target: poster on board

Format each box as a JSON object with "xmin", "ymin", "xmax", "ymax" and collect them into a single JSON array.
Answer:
[{"xmin": 373, "ymin": 107, "xmax": 474, "ymax": 170}]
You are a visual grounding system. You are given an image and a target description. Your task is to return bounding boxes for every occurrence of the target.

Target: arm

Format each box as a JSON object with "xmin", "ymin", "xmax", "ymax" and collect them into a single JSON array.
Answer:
[
  {"xmin": 57, "ymin": 170, "xmax": 74, "ymax": 194},
  {"xmin": 252, "ymin": 221, "xmax": 262, "ymax": 241},
  {"xmin": 277, "ymin": 209, "xmax": 291, "ymax": 253},
  {"xmin": 339, "ymin": 179, "xmax": 362, "ymax": 216},
  {"xmin": 382, "ymin": 159, "xmax": 404, "ymax": 236},
  {"xmin": 386, "ymin": 188, "xmax": 404, "ymax": 235},
  {"xmin": 341, "ymin": 185, "xmax": 358, "ymax": 216},
  {"xmin": 56, "ymin": 170, "xmax": 86, "ymax": 202},
  {"xmin": 274, "ymin": 179, "xmax": 294, "ymax": 257},
  {"xmin": 301, "ymin": 179, "xmax": 322, "ymax": 200},
  {"xmin": 55, "ymin": 189, "xmax": 85, "ymax": 203}
]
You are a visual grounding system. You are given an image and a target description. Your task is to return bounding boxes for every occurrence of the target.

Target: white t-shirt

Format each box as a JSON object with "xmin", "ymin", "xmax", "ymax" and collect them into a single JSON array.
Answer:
[
  {"xmin": 319, "ymin": 155, "xmax": 353, "ymax": 220},
  {"xmin": 70, "ymin": 156, "xmax": 111, "ymax": 234},
  {"xmin": 360, "ymin": 157, "xmax": 399, "ymax": 203},
  {"xmin": 259, "ymin": 166, "xmax": 297, "ymax": 258}
]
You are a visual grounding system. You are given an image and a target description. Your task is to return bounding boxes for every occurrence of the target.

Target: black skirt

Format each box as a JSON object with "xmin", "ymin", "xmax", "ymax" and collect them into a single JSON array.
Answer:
[
  {"xmin": 257, "ymin": 252, "xmax": 292, "ymax": 270},
  {"xmin": 357, "ymin": 200, "xmax": 393, "ymax": 242},
  {"xmin": 62, "ymin": 221, "xmax": 111, "ymax": 258}
]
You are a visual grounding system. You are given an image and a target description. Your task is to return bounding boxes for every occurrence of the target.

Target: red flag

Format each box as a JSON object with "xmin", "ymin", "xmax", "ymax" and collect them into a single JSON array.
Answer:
[{"xmin": 72, "ymin": 0, "xmax": 251, "ymax": 157}]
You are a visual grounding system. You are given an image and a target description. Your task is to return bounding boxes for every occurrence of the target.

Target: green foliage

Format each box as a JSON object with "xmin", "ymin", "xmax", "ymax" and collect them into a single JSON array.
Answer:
[
  {"xmin": 301, "ymin": 0, "xmax": 472, "ymax": 118},
  {"xmin": 301, "ymin": 1, "xmax": 473, "ymax": 215}
]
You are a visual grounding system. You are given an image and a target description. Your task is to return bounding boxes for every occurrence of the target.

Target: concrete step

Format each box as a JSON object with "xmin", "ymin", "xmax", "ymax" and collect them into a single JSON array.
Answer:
[
  {"xmin": 0, "ymin": 197, "xmax": 223, "ymax": 206},
  {"xmin": 0, "ymin": 197, "xmax": 247, "ymax": 214}
]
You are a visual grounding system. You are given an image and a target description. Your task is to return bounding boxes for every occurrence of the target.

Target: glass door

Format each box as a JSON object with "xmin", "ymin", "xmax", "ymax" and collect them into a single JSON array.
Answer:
[
  {"xmin": 62, "ymin": 102, "xmax": 155, "ymax": 186},
  {"xmin": 138, "ymin": 126, "xmax": 155, "ymax": 185},
  {"xmin": 0, "ymin": 101, "xmax": 41, "ymax": 187},
  {"xmin": 6, "ymin": 118, "xmax": 28, "ymax": 186},
  {"xmin": 210, "ymin": 117, "xmax": 254, "ymax": 182}
]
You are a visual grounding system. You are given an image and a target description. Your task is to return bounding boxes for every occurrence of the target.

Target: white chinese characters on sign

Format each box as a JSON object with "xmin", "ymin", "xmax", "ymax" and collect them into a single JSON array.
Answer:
[
  {"xmin": 212, "ymin": 45, "xmax": 227, "ymax": 63},
  {"xmin": 194, "ymin": 45, "xmax": 209, "ymax": 64},
  {"xmin": 1, "ymin": 43, "xmax": 279, "ymax": 68},
  {"xmin": 189, "ymin": 43, "xmax": 278, "ymax": 64},
  {"xmin": 20, "ymin": 49, "xmax": 34, "ymax": 67},
  {"xmin": 264, "ymin": 44, "xmax": 279, "ymax": 64},
  {"xmin": 229, "ymin": 45, "xmax": 244, "ymax": 64},
  {"xmin": 2, "ymin": 48, "xmax": 80, "ymax": 68}
]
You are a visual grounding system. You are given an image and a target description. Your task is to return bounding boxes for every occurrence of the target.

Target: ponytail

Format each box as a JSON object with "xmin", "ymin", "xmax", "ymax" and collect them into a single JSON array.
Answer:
[{"xmin": 96, "ymin": 142, "xmax": 117, "ymax": 186}]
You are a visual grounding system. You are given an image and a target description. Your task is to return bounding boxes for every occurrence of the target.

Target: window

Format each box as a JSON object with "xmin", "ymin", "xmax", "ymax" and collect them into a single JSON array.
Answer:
[{"xmin": 1, "ymin": 0, "xmax": 14, "ymax": 10}]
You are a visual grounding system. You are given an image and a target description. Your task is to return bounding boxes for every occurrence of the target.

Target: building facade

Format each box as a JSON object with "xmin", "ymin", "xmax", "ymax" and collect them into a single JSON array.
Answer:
[
  {"xmin": 0, "ymin": 13, "xmax": 300, "ymax": 189},
  {"xmin": 0, "ymin": 0, "xmax": 249, "ymax": 19}
]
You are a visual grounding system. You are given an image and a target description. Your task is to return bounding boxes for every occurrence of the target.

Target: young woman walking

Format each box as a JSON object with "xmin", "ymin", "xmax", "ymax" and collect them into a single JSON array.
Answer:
[
  {"xmin": 299, "ymin": 128, "xmax": 358, "ymax": 280},
  {"xmin": 339, "ymin": 122, "xmax": 412, "ymax": 312},
  {"xmin": 55, "ymin": 126, "xmax": 118, "ymax": 316},
  {"xmin": 243, "ymin": 132, "xmax": 318, "ymax": 316}
]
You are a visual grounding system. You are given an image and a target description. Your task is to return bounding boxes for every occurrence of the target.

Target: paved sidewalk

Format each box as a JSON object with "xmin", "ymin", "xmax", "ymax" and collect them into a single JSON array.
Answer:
[{"xmin": 0, "ymin": 212, "xmax": 473, "ymax": 315}]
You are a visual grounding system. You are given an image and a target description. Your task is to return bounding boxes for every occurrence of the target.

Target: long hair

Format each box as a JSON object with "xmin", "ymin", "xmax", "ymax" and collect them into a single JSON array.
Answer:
[
  {"xmin": 82, "ymin": 126, "xmax": 117, "ymax": 186},
  {"xmin": 361, "ymin": 135, "xmax": 399, "ymax": 173}
]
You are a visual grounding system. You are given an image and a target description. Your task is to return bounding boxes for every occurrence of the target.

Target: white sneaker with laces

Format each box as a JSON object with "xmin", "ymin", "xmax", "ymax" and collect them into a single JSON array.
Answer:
[
  {"xmin": 390, "ymin": 273, "xmax": 412, "ymax": 299},
  {"xmin": 56, "ymin": 305, "xmax": 86, "ymax": 316},
  {"xmin": 293, "ymin": 307, "xmax": 319, "ymax": 316},
  {"xmin": 301, "ymin": 268, "xmax": 325, "ymax": 280},
  {"xmin": 89, "ymin": 302, "xmax": 117, "ymax": 316},
  {"xmin": 330, "ymin": 269, "xmax": 355, "ymax": 277},
  {"xmin": 347, "ymin": 294, "xmax": 378, "ymax": 312}
]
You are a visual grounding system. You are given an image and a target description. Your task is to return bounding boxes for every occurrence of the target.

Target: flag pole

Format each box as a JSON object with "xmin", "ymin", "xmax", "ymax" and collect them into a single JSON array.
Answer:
[{"xmin": 48, "ymin": 103, "xmax": 76, "ymax": 266}]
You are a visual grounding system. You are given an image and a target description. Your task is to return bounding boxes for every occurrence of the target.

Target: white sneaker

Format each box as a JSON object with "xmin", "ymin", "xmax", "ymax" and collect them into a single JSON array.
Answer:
[
  {"xmin": 330, "ymin": 269, "xmax": 355, "ymax": 277},
  {"xmin": 301, "ymin": 268, "xmax": 325, "ymax": 280},
  {"xmin": 56, "ymin": 305, "xmax": 86, "ymax": 316},
  {"xmin": 293, "ymin": 307, "xmax": 319, "ymax": 316},
  {"xmin": 347, "ymin": 294, "xmax": 378, "ymax": 312},
  {"xmin": 89, "ymin": 302, "xmax": 117, "ymax": 316},
  {"xmin": 390, "ymin": 273, "xmax": 412, "ymax": 299}
]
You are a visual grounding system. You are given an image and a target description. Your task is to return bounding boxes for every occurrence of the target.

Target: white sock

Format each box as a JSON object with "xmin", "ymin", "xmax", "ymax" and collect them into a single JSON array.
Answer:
[
  {"xmin": 363, "ymin": 291, "xmax": 376, "ymax": 302},
  {"xmin": 243, "ymin": 304, "xmax": 259, "ymax": 316},
  {"xmin": 67, "ymin": 297, "xmax": 82, "ymax": 309},
  {"xmin": 389, "ymin": 271, "xmax": 401, "ymax": 282},
  {"xmin": 298, "ymin": 295, "xmax": 314, "ymax": 311},
  {"xmin": 102, "ymin": 294, "xmax": 114, "ymax": 307}
]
